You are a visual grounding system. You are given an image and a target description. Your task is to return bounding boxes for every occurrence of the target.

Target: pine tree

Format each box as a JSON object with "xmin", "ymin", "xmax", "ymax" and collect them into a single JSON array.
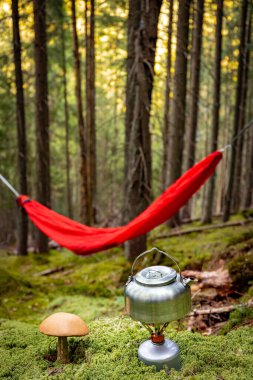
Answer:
[
  {"xmin": 71, "ymin": 0, "xmax": 90, "ymax": 224},
  {"xmin": 223, "ymin": 0, "xmax": 249, "ymax": 222},
  {"xmin": 124, "ymin": 0, "xmax": 162, "ymax": 261},
  {"xmin": 167, "ymin": 0, "xmax": 191, "ymax": 226},
  {"xmin": 33, "ymin": 0, "xmax": 50, "ymax": 252},
  {"xmin": 162, "ymin": 0, "xmax": 174, "ymax": 191},
  {"xmin": 85, "ymin": 0, "xmax": 96, "ymax": 224},
  {"xmin": 183, "ymin": 0, "xmax": 204, "ymax": 219},
  {"xmin": 202, "ymin": 0, "xmax": 223, "ymax": 223},
  {"xmin": 11, "ymin": 0, "xmax": 28, "ymax": 255}
]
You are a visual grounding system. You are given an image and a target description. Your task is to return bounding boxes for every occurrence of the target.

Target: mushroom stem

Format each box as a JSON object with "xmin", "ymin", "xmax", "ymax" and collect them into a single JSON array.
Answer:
[{"xmin": 57, "ymin": 336, "xmax": 70, "ymax": 363}]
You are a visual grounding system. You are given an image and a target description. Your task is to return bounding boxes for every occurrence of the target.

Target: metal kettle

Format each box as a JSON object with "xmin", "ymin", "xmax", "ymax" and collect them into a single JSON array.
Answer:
[{"xmin": 125, "ymin": 247, "xmax": 193, "ymax": 324}]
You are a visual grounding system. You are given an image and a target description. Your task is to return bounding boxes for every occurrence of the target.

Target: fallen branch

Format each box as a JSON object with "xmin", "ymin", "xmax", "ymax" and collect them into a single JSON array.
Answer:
[
  {"xmin": 152, "ymin": 218, "xmax": 253, "ymax": 241},
  {"xmin": 35, "ymin": 264, "xmax": 73, "ymax": 276},
  {"xmin": 187, "ymin": 300, "xmax": 253, "ymax": 317}
]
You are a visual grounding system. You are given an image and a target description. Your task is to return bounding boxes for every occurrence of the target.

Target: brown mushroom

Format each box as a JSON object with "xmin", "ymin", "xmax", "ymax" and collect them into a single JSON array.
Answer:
[{"xmin": 39, "ymin": 312, "xmax": 89, "ymax": 363}]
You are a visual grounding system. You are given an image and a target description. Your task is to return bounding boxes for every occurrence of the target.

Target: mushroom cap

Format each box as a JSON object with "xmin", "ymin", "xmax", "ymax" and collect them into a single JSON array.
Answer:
[{"xmin": 39, "ymin": 312, "xmax": 89, "ymax": 337}]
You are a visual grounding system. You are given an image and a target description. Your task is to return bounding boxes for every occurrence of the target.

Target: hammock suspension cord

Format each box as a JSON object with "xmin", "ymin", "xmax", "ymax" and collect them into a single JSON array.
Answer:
[
  {"xmin": 0, "ymin": 120, "xmax": 252, "ymax": 256},
  {"xmin": 1, "ymin": 118, "xmax": 252, "ymax": 198}
]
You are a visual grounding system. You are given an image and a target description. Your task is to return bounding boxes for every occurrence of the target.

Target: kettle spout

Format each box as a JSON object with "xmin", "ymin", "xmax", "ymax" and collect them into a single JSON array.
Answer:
[{"xmin": 182, "ymin": 277, "xmax": 196, "ymax": 287}]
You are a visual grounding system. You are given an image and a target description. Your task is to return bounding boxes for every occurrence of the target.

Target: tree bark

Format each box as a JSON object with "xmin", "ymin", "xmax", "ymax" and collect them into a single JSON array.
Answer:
[
  {"xmin": 243, "ymin": 125, "xmax": 253, "ymax": 208},
  {"xmin": 223, "ymin": 0, "xmax": 249, "ymax": 222},
  {"xmin": 162, "ymin": 0, "xmax": 174, "ymax": 191},
  {"xmin": 233, "ymin": 7, "xmax": 251, "ymax": 212},
  {"xmin": 71, "ymin": 0, "xmax": 90, "ymax": 224},
  {"xmin": 12, "ymin": 0, "xmax": 28, "ymax": 255},
  {"xmin": 202, "ymin": 0, "xmax": 223, "ymax": 223},
  {"xmin": 60, "ymin": 2, "xmax": 72, "ymax": 219},
  {"xmin": 85, "ymin": 0, "xmax": 96, "ymax": 224},
  {"xmin": 33, "ymin": 0, "xmax": 50, "ymax": 253},
  {"xmin": 124, "ymin": 0, "xmax": 162, "ymax": 261},
  {"xmin": 168, "ymin": 0, "xmax": 191, "ymax": 226},
  {"xmin": 183, "ymin": 0, "xmax": 204, "ymax": 219}
]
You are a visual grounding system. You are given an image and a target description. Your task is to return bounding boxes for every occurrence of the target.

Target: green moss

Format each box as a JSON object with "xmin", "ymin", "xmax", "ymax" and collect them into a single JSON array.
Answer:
[
  {"xmin": 0, "ymin": 248, "xmax": 130, "ymax": 323},
  {"xmin": 220, "ymin": 306, "xmax": 253, "ymax": 335},
  {"xmin": 228, "ymin": 252, "xmax": 253, "ymax": 291},
  {"xmin": 0, "ymin": 317, "xmax": 252, "ymax": 380},
  {"xmin": 0, "ymin": 268, "xmax": 17, "ymax": 295},
  {"xmin": 225, "ymin": 230, "xmax": 253, "ymax": 247},
  {"xmin": 0, "ymin": 222, "xmax": 253, "ymax": 378}
]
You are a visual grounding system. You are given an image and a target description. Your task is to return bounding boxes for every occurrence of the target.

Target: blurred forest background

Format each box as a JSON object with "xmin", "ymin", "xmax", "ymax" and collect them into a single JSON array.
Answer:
[{"xmin": 0, "ymin": 0, "xmax": 252, "ymax": 259}]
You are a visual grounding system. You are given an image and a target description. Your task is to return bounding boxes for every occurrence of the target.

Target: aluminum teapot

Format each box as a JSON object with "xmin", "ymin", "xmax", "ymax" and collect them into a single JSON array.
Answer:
[{"xmin": 125, "ymin": 247, "xmax": 193, "ymax": 324}]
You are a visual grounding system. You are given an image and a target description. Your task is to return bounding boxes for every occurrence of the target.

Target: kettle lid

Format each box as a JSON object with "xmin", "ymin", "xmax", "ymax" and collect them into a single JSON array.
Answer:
[{"xmin": 135, "ymin": 265, "xmax": 177, "ymax": 286}]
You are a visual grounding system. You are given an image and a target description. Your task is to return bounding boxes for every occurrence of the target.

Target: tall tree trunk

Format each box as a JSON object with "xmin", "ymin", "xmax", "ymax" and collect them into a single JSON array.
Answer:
[
  {"xmin": 183, "ymin": 0, "xmax": 204, "ymax": 219},
  {"xmin": 223, "ymin": 0, "xmax": 249, "ymax": 222},
  {"xmin": 71, "ymin": 0, "xmax": 90, "ymax": 224},
  {"xmin": 162, "ymin": 0, "xmax": 174, "ymax": 191},
  {"xmin": 33, "ymin": 0, "xmax": 50, "ymax": 252},
  {"xmin": 168, "ymin": 0, "xmax": 191, "ymax": 226},
  {"xmin": 202, "ymin": 0, "xmax": 223, "ymax": 223},
  {"xmin": 244, "ymin": 126, "xmax": 253, "ymax": 209},
  {"xmin": 85, "ymin": 0, "xmax": 96, "ymax": 224},
  {"xmin": 243, "ymin": 12, "xmax": 252, "ymax": 210},
  {"xmin": 124, "ymin": 0, "xmax": 162, "ymax": 261},
  {"xmin": 12, "ymin": 0, "xmax": 28, "ymax": 255},
  {"xmin": 232, "ymin": 7, "xmax": 251, "ymax": 212},
  {"xmin": 60, "ymin": 2, "xmax": 72, "ymax": 219}
]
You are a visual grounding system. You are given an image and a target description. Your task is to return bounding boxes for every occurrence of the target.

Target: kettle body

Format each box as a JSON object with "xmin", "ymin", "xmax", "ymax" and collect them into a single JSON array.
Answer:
[{"xmin": 124, "ymin": 249, "xmax": 192, "ymax": 324}]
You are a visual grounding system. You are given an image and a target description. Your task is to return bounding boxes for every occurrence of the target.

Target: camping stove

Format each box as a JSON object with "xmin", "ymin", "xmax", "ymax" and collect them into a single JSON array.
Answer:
[{"xmin": 124, "ymin": 248, "xmax": 193, "ymax": 371}]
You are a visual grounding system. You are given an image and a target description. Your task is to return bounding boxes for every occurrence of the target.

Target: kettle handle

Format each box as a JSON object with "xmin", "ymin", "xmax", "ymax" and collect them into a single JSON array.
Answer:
[{"xmin": 131, "ymin": 247, "xmax": 182, "ymax": 280}]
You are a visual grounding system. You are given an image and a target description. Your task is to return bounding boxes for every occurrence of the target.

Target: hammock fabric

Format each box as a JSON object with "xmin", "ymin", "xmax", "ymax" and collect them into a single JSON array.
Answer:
[{"xmin": 17, "ymin": 151, "xmax": 222, "ymax": 256}]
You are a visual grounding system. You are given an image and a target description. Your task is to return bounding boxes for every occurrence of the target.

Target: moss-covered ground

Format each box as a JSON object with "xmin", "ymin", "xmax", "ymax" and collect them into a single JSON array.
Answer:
[{"xmin": 0, "ymin": 219, "xmax": 252, "ymax": 379}]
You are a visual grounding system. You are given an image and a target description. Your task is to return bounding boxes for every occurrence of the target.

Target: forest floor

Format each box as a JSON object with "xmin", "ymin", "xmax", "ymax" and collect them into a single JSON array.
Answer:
[{"xmin": 0, "ymin": 213, "xmax": 253, "ymax": 379}]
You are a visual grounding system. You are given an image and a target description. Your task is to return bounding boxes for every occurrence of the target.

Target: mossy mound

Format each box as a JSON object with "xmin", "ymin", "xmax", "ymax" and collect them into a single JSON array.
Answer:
[
  {"xmin": 0, "ymin": 268, "xmax": 17, "ymax": 295},
  {"xmin": 228, "ymin": 252, "xmax": 253, "ymax": 291},
  {"xmin": 0, "ymin": 317, "xmax": 252, "ymax": 380}
]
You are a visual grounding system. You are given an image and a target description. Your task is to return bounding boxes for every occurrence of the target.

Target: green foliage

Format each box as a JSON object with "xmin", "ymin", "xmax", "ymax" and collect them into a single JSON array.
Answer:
[{"xmin": 0, "ymin": 317, "xmax": 252, "ymax": 380}]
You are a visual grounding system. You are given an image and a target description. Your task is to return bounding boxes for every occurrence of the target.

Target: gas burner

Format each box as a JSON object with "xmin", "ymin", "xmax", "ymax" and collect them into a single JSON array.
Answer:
[{"xmin": 124, "ymin": 247, "xmax": 194, "ymax": 371}]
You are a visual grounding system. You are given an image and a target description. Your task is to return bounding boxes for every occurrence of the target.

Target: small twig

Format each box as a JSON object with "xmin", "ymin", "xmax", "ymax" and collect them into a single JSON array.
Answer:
[
  {"xmin": 187, "ymin": 300, "xmax": 253, "ymax": 317},
  {"xmin": 34, "ymin": 265, "xmax": 73, "ymax": 277}
]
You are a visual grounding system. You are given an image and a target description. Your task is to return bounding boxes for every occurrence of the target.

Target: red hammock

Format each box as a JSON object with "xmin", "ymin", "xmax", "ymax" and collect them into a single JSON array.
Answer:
[{"xmin": 17, "ymin": 151, "xmax": 222, "ymax": 255}]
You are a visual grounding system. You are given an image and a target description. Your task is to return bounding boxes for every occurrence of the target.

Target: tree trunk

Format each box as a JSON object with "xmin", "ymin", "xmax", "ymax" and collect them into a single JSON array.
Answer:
[
  {"xmin": 60, "ymin": 3, "xmax": 72, "ymax": 219},
  {"xmin": 243, "ymin": 13, "xmax": 253, "ymax": 210},
  {"xmin": 243, "ymin": 125, "xmax": 253, "ymax": 208},
  {"xmin": 233, "ymin": 7, "xmax": 251, "ymax": 212},
  {"xmin": 124, "ymin": 0, "xmax": 162, "ymax": 261},
  {"xmin": 12, "ymin": 0, "xmax": 28, "ymax": 255},
  {"xmin": 168, "ymin": 0, "xmax": 191, "ymax": 226},
  {"xmin": 85, "ymin": 0, "xmax": 96, "ymax": 224},
  {"xmin": 162, "ymin": 0, "xmax": 174, "ymax": 191},
  {"xmin": 223, "ymin": 0, "xmax": 249, "ymax": 222},
  {"xmin": 183, "ymin": 0, "xmax": 204, "ymax": 219},
  {"xmin": 202, "ymin": 0, "xmax": 223, "ymax": 223},
  {"xmin": 71, "ymin": 0, "xmax": 90, "ymax": 224},
  {"xmin": 33, "ymin": 0, "xmax": 50, "ymax": 253}
]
